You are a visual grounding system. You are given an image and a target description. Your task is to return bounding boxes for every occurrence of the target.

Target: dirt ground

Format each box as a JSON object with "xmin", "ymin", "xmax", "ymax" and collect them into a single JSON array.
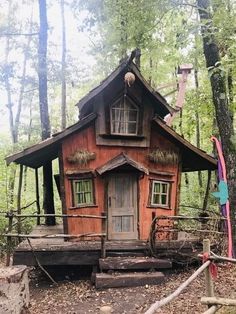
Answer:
[{"xmin": 24, "ymin": 263, "xmax": 236, "ymax": 314}]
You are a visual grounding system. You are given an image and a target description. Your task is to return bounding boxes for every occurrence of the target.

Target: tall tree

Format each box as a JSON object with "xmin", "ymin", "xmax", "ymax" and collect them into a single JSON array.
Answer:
[
  {"xmin": 197, "ymin": 0, "xmax": 236, "ymax": 246},
  {"xmin": 60, "ymin": 0, "xmax": 67, "ymax": 130},
  {"xmin": 38, "ymin": 0, "xmax": 55, "ymax": 225},
  {"xmin": 38, "ymin": 0, "xmax": 51, "ymax": 140}
]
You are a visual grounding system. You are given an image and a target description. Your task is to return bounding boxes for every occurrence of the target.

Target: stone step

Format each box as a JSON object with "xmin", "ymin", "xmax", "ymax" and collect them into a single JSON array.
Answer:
[
  {"xmin": 99, "ymin": 257, "xmax": 172, "ymax": 271},
  {"xmin": 95, "ymin": 271, "xmax": 165, "ymax": 289}
]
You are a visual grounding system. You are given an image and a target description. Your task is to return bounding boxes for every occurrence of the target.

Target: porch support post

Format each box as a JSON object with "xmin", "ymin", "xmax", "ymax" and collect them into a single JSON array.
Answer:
[
  {"xmin": 17, "ymin": 164, "xmax": 24, "ymax": 236},
  {"xmin": 43, "ymin": 161, "xmax": 55, "ymax": 225},
  {"xmin": 35, "ymin": 168, "xmax": 41, "ymax": 225},
  {"xmin": 58, "ymin": 145, "xmax": 68, "ymax": 235}
]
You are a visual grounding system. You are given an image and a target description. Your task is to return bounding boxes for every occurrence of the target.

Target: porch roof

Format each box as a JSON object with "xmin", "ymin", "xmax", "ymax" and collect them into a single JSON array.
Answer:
[
  {"xmin": 153, "ymin": 117, "xmax": 217, "ymax": 172},
  {"xmin": 96, "ymin": 153, "xmax": 149, "ymax": 175},
  {"xmin": 5, "ymin": 113, "xmax": 97, "ymax": 168}
]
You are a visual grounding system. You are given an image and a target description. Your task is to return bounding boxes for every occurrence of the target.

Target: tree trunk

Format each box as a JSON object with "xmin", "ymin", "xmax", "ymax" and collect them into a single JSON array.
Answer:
[
  {"xmin": 197, "ymin": 0, "xmax": 236, "ymax": 247},
  {"xmin": 38, "ymin": 0, "xmax": 55, "ymax": 225},
  {"xmin": 194, "ymin": 64, "xmax": 203, "ymax": 188},
  {"xmin": 5, "ymin": 0, "xmax": 16, "ymax": 206},
  {"xmin": 38, "ymin": 0, "xmax": 51, "ymax": 140},
  {"xmin": 60, "ymin": 0, "xmax": 67, "ymax": 130}
]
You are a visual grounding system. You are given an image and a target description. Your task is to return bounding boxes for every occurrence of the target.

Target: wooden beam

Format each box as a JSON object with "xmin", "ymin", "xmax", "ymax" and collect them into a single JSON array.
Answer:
[
  {"xmin": 17, "ymin": 165, "xmax": 24, "ymax": 236},
  {"xmin": 201, "ymin": 297, "xmax": 236, "ymax": 306},
  {"xmin": 101, "ymin": 212, "xmax": 106, "ymax": 258},
  {"xmin": 2, "ymin": 233, "xmax": 106, "ymax": 239},
  {"xmin": 35, "ymin": 168, "xmax": 40, "ymax": 225},
  {"xmin": 13, "ymin": 250, "xmax": 100, "ymax": 266},
  {"xmin": 8, "ymin": 213, "xmax": 106, "ymax": 219},
  {"xmin": 99, "ymin": 257, "xmax": 172, "ymax": 271},
  {"xmin": 43, "ymin": 161, "xmax": 55, "ymax": 225},
  {"xmin": 95, "ymin": 272, "xmax": 165, "ymax": 289}
]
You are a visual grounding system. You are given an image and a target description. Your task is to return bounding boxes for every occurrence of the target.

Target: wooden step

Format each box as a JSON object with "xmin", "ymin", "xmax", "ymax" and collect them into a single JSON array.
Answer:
[
  {"xmin": 95, "ymin": 271, "xmax": 165, "ymax": 289},
  {"xmin": 99, "ymin": 257, "xmax": 172, "ymax": 271}
]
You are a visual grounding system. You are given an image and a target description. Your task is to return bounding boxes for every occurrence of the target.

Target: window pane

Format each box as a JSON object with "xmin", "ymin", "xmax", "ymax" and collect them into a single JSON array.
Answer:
[
  {"xmin": 111, "ymin": 98, "xmax": 138, "ymax": 135},
  {"xmin": 154, "ymin": 183, "xmax": 160, "ymax": 193},
  {"xmin": 73, "ymin": 179, "xmax": 94, "ymax": 206},
  {"xmin": 128, "ymin": 122, "xmax": 137, "ymax": 134},
  {"xmin": 129, "ymin": 110, "xmax": 138, "ymax": 122},
  {"xmin": 122, "ymin": 216, "xmax": 133, "ymax": 232},
  {"xmin": 112, "ymin": 216, "xmax": 122, "ymax": 232},
  {"xmin": 161, "ymin": 195, "xmax": 167, "ymax": 205},
  {"xmin": 151, "ymin": 181, "xmax": 170, "ymax": 206},
  {"xmin": 162, "ymin": 184, "xmax": 167, "ymax": 193}
]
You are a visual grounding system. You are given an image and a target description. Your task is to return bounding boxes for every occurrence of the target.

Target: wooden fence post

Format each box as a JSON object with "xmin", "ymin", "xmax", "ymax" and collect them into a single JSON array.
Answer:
[
  {"xmin": 203, "ymin": 239, "xmax": 214, "ymax": 299},
  {"xmin": 101, "ymin": 212, "xmax": 106, "ymax": 258},
  {"xmin": 6, "ymin": 211, "xmax": 13, "ymax": 266}
]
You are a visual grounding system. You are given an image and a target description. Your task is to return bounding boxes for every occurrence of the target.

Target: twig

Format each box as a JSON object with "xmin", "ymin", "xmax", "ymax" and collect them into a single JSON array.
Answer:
[
  {"xmin": 145, "ymin": 260, "xmax": 211, "ymax": 314},
  {"xmin": 202, "ymin": 305, "xmax": 221, "ymax": 314},
  {"xmin": 198, "ymin": 252, "xmax": 236, "ymax": 264},
  {"xmin": 26, "ymin": 237, "xmax": 57, "ymax": 285}
]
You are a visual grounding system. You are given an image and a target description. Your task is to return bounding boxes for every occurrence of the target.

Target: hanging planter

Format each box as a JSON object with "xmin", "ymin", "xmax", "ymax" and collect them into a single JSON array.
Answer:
[
  {"xmin": 148, "ymin": 149, "xmax": 179, "ymax": 165},
  {"xmin": 67, "ymin": 150, "xmax": 96, "ymax": 165}
]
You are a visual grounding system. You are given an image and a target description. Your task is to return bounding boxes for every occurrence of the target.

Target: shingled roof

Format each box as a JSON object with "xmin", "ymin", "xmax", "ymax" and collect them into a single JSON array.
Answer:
[
  {"xmin": 153, "ymin": 117, "xmax": 217, "ymax": 172},
  {"xmin": 76, "ymin": 58, "xmax": 174, "ymax": 119},
  {"xmin": 5, "ymin": 113, "xmax": 97, "ymax": 168}
]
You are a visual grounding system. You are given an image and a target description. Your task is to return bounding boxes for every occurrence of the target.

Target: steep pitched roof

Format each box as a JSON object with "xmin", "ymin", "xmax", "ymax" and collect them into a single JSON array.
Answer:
[
  {"xmin": 5, "ymin": 113, "xmax": 97, "ymax": 168},
  {"xmin": 153, "ymin": 117, "xmax": 217, "ymax": 172},
  {"xmin": 76, "ymin": 59, "xmax": 174, "ymax": 118}
]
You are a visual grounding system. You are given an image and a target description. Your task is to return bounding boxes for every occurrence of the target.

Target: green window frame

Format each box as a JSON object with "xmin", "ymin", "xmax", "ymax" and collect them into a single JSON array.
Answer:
[
  {"xmin": 151, "ymin": 180, "xmax": 170, "ymax": 207},
  {"xmin": 72, "ymin": 178, "xmax": 94, "ymax": 207}
]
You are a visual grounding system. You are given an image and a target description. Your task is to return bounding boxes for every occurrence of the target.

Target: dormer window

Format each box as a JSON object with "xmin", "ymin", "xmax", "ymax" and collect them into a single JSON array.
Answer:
[{"xmin": 110, "ymin": 96, "xmax": 139, "ymax": 135}]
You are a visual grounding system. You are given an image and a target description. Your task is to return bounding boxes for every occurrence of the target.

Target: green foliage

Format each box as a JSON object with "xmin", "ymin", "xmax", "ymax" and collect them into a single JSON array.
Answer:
[{"xmin": 1, "ymin": 0, "xmax": 235, "ymax": 240}]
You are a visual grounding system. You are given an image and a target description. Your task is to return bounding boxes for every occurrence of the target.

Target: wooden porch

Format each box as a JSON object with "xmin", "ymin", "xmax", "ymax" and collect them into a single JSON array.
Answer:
[{"xmin": 13, "ymin": 224, "xmax": 202, "ymax": 266}]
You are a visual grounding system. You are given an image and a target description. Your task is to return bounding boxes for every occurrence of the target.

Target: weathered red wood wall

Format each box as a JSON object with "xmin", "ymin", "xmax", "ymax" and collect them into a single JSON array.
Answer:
[{"xmin": 62, "ymin": 122, "xmax": 180, "ymax": 240}]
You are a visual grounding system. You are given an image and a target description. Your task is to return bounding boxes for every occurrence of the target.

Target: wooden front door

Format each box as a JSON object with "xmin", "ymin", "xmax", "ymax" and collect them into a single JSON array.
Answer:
[{"xmin": 107, "ymin": 173, "xmax": 138, "ymax": 240}]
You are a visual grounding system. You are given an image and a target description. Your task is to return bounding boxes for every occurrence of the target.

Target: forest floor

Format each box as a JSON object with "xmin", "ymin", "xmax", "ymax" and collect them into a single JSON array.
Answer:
[{"xmin": 23, "ymin": 262, "xmax": 236, "ymax": 314}]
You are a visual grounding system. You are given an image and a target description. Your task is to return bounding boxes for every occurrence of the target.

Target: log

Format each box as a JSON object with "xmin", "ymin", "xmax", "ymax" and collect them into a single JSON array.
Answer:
[
  {"xmin": 99, "ymin": 257, "xmax": 172, "ymax": 270},
  {"xmin": 95, "ymin": 271, "xmax": 165, "ymax": 289},
  {"xmin": 0, "ymin": 266, "xmax": 29, "ymax": 314},
  {"xmin": 144, "ymin": 260, "xmax": 211, "ymax": 314},
  {"xmin": 202, "ymin": 305, "xmax": 220, "ymax": 314},
  {"xmin": 201, "ymin": 296, "xmax": 236, "ymax": 306}
]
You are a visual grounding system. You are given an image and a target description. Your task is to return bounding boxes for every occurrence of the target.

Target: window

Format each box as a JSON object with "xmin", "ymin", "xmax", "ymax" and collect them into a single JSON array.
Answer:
[
  {"xmin": 110, "ymin": 97, "xmax": 139, "ymax": 135},
  {"xmin": 72, "ymin": 179, "xmax": 94, "ymax": 206},
  {"xmin": 150, "ymin": 181, "xmax": 170, "ymax": 207}
]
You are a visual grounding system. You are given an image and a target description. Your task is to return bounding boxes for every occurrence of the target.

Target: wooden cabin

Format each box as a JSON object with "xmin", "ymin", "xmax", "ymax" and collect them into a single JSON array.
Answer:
[{"xmin": 6, "ymin": 58, "xmax": 217, "ymax": 264}]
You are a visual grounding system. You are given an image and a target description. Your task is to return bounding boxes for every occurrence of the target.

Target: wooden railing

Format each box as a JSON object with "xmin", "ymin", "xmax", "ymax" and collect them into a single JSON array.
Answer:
[
  {"xmin": 149, "ymin": 215, "xmax": 226, "ymax": 258},
  {"xmin": 145, "ymin": 239, "xmax": 236, "ymax": 314},
  {"xmin": 1, "ymin": 211, "xmax": 107, "ymax": 266}
]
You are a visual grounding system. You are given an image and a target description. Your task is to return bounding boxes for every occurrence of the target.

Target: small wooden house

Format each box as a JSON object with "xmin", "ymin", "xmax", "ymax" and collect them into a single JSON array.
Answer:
[{"xmin": 6, "ymin": 58, "xmax": 217, "ymax": 245}]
